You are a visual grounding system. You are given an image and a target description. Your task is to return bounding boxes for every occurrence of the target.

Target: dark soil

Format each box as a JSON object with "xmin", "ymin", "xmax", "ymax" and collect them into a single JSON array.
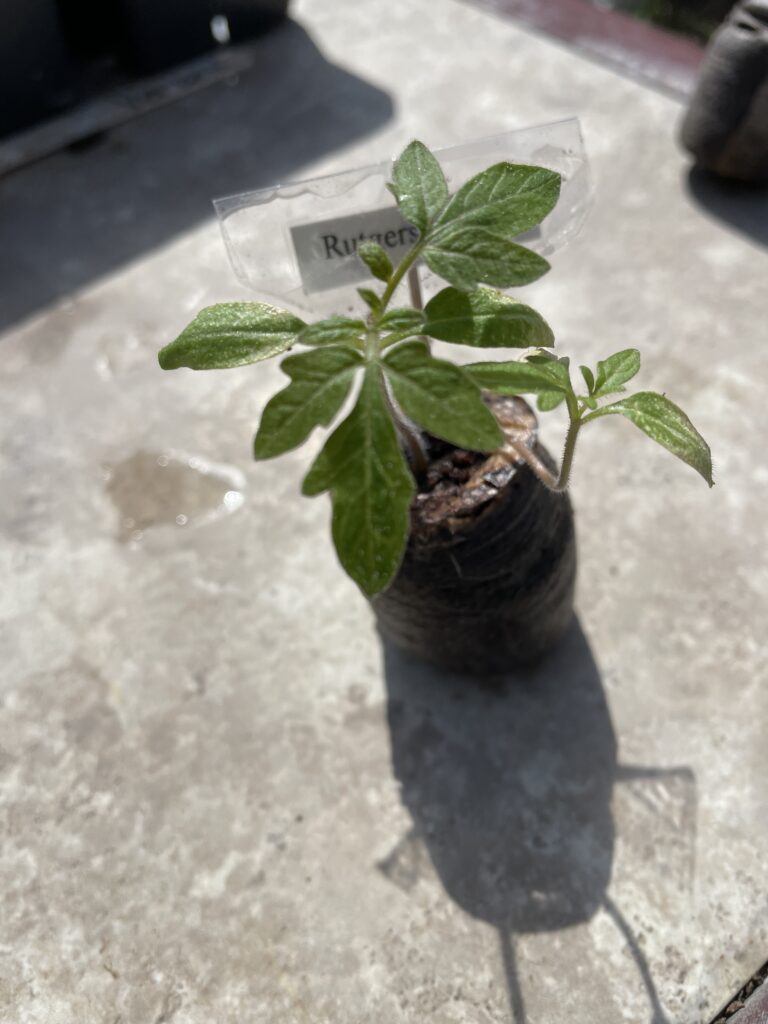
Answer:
[
  {"xmin": 711, "ymin": 960, "xmax": 768, "ymax": 1023},
  {"xmin": 408, "ymin": 394, "xmax": 541, "ymax": 547}
]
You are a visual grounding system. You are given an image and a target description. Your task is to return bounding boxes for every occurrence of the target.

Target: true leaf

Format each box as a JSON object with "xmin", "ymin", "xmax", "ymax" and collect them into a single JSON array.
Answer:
[
  {"xmin": 387, "ymin": 140, "xmax": 448, "ymax": 232},
  {"xmin": 302, "ymin": 364, "xmax": 415, "ymax": 595},
  {"xmin": 583, "ymin": 391, "xmax": 713, "ymax": 486},
  {"xmin": 423, "ymin": 227, "xmax": 550, "ymax": 291},
  {"xmin": 423, "ymin": 286, "xmax": 554, "ymax": 348},
  {"xmin": 594, "ymin": 349, "xmax": 641, "ymax": 396},
  {"xmin": 298, "ymin": 317, "xmax": 365, "ymax": 348},
  {"xmin": 436, "ymin": 163, "xmax": 561, "ymax": 238},
  {"xmin": 537, "ymin": 390, "xmax": 566, "ymax": 412},
  {"xmin": 158, "ymin": 302, "xmax": 305, "ymax": 370},
  {"xmin": 580, "ymin": 365, "xmax": 595, "ymax": 394},
  {"xmin": 358, "ymin": 241, "xmax": 393, "ymax": 283},
  {"xmin": 379, "ymin": 308, "xmax": 425, "ymax": 332},
  {"xmin": 358, "ymin": 288, "xmax": 383, "ymax": 314},
  {"xmin": 466, "ymin": 357, "xmax": 572, "ymax": 396},
  {"xmin": 383, "ymin": 341, "xmax": 503, "ymax": 451},
  {"xmin": 253, "ymin": 346, "xmax": 363, "ymax": 460}
]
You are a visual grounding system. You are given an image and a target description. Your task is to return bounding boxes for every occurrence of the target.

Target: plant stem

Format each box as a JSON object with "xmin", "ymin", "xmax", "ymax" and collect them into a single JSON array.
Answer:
[
  {"xmin": 408, "ymin": 266, "xmax": 423, "ymax": 311},
  {"xmin": 378, "ymin": 239, "xmax": 426, "ymax": 315},
  {"xmin": 553, "ymin": 394, "xmax": 582, "ymax": 492}
]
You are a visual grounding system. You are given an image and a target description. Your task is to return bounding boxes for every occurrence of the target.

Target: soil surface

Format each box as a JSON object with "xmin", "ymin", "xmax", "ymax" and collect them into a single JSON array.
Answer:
[{"xmin": 408, "ymin": 395, "xmax": 543, "ymax": 546}]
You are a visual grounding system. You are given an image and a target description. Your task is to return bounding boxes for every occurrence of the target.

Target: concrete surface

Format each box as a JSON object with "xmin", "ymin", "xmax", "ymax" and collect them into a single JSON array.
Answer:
[{"xmin": 1, "ymin": 0, "xmax": 767, "ymax": 1021}]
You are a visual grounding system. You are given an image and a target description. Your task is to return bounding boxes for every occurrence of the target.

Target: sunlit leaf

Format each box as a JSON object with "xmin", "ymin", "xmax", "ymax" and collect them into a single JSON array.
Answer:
[
  {"xmin": 159, "ymin": 302, "xmax": 305, "ymax": 370},
  {"xmin": 584, "ymin": 391, "xmax": 713, "ymax": 486},
  {"xmin": 254, "ymin": 346, "xmax": 363, "ymax": 459},
  {"xmin": 387, "ymin": 140, "xmax": 448, "ymax": 232},
  {"xmin": 302, "ymin": 364, "xmax": 415, "ymax": 595},
  {"xmin": 423, "ymin": 227, "xmax": 550, "ymax": 291},
  {"xmin": 437, "ymin": 163, "xmax": 561, "ymax": 238},
  {"xmin": 423, "ymin": 286, "xmax": 554, "ymax": 348},
  {"xmin": 384, "ymin": 341, "xmax": 503, "ymax": 451}
]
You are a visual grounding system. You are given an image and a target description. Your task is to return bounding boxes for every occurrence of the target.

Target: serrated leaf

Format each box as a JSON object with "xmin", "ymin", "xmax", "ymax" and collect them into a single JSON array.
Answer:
[
  {"xmin": 383, "ymin": 341, "xmax": 503, "ymax": 452},
  {"xmin": 423, "ymin": 286, "xmax": 554, "ymax": 348},
  {"xmin": 436, "ymin": 163, "xmax": 561, "ymax": 237},
  {"xmin": 358, "ymin": 241, "xmax": 393, "ymax": 283},
  {"xmin": 379, "ymin": 308, "xmax": 425, "ymax": 332},
  {"xmin": 302, "ymin": 364, "xmax": 415, "ymax": 596},
  {"xmin": 158, "ymin": 302, "xmax": 305, "ymax": 370},
  {"xmin": 580, "ymin": 365, "xmax": 595, "ymax": 393},
  {"xmin": 423, "ymin": 227, "xmax": 550, "ymax": 291},
  {"xmin": 388, "ymin": 140, "xmax": 448, "ymax": 232},
  {"xmin": 537, "ymin": 390, "xmax": 566, "ymax": 411},
  {"xmin": 357, "ymin": 288, "xmax": 383, "ymax": 314},
  {"xmin": 465, "ymin": 358, "xmax": 572, "ymax": 396},
  {"xmin": 594, "ymin": 349, "xmax": 641, "ymax": 396},
  {"xmin": 253, "ymin": 346, "xmax": 363, "ymax": 460},
  {"xmin": 298, "ymin": 317, "xmax": 365, "ymax": 348},
  {"xmin": 584, "ymin": 391, "xmax": 713, "ymax": 486}
]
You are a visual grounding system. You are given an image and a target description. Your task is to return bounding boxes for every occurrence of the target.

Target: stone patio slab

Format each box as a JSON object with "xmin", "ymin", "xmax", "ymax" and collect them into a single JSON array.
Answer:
[{"xmin": 1, "ymin": 0, "xmax": 767, "ymax": 1021}]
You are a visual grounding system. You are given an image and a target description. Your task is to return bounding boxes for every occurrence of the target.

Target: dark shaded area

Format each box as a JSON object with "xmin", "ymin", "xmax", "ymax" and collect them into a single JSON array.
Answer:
[
  {"xmin": 597, "ymin": 0, "xmax": 730, "ymax": 44},
  {"xmin": 380, "ymin": 621, "xmax": 682, "ymax": 1022},
  {"xmin": 0, "ymin": 19, "xmax": 393, "ymax": 331},
  {"xmin": 686, "ymin": 165, "xmax": 768, "ymax": 246}
]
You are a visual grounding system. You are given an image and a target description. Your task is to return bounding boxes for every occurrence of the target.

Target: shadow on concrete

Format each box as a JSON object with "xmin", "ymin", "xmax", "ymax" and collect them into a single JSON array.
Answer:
[
  {"xmin": 379, "ymin": 620, "xmax": 686, "ymax": 1023},
  {"xmin": 685, "ymin": 166, "xmax": 768, "ymax": 248},
  {"xmin": 0, "ymin": 19, "xmax": 393, "ymax": 332}
]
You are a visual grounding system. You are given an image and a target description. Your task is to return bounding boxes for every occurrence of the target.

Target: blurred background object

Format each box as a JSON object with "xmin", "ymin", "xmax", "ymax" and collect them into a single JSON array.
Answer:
[
  {"xmin": 595, "ymin": 0, "xmax": 732, "ymax": 43},
  {"xmin": 0, "ymin": 0, "xmax": 289, "ymax": 139},
  {"xmin": 681, "ymin": 0, "xmax": 768, "ymax": 182}
]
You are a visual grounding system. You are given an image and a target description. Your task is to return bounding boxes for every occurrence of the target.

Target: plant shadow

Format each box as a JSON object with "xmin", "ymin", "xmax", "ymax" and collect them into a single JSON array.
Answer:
[
  {"xmin": 685, "ymin": 166, "xmax": 768, "ymax": 248},
  {"xmin": 379, "ymin": 619, "xmax": 693, "ymax": 1023},
  {"xmin": 0, "ymin": 18, "xmax": 394, "ymax": 332}
]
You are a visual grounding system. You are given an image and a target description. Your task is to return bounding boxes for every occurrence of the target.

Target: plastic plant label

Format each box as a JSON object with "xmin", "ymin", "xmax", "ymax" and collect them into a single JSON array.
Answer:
[
  {"xmin": 214, "ymin": 118, "xmax": 592, "ymax": 317},
  {"xmin": 290, "ymin": 206, "xmax": 420, "ymax": 293}
]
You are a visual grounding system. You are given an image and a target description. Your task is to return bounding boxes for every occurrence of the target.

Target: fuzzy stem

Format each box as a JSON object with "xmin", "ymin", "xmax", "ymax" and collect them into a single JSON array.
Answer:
[
  {"xmin": 553, "ymin": 394, "xmax": 582, "ymax": 492},
  {"xmin": 378, "ymin": 239, "xmax": 426, "ymax": 314},
  {"xmin": 497, "ymin": 393, "xmax": 582, "ymax": 493},
  {"xmin": 408, "ymin": 266, "xmax": 423, "ymax": 311}
]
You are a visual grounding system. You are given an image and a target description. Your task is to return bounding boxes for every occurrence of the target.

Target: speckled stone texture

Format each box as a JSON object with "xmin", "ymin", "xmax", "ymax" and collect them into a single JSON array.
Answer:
[{"xmin": 1, "ymin": 0, "xmax": 767, "ymax": 1022}]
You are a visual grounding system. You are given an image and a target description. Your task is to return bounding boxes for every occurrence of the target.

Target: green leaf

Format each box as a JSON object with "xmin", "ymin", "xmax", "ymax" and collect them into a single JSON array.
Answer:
[
  {"xmin": 583, "ymin": 391, "xmax": 713, "ymax": 486},
  {"xmin": 302, "ymin": 364, "xmax": 415, "ymax": 596},
  {"xmin": 423, "ymin": 286, "xmax": 554, "ymax": 348},
  {"xmin": 594, "ymin": 349, "xmax": 641, "ymax": 396},
  {"xmin": 436, "ymin": 163, "xmax": 561, "ymax": 238},
  {"xmin": 379, "ymin": 308, "xmax": 425, "ymax": 332},
  {"xmin": 537, "ymin": 390, "xmax": 566, "ymax": 412},
  {"xmin": 298, "ymin": 317, "xmax": 365, "ymax": 348},
  {"xmin": 158, "ymin": 302, "xmax": 305, "ymax": 370},
  {"xmin": 388, "ymin": 140, "xmax": 448, "ymax": 232},
  {"xmin": 253, "ymin": 346, "xmax": 363, "ymax": 460},
  {"xmin": 465, "ymin": 357, "xmax": 572, "ymax": 396},
  {"xmin": 383, "ymin": 341, "xmax": 503, "ymax": 452},
  {"xmin": 423, "ymin": 227, "xmax": 550, "ymax": 291},
  {"xmin": 357, "ymin": 288, "xmax": 382, "ymax": 315},
  {"xmin": 357, "ymin": 241, "xmax": 393, "ymax": 283},
  {"xmin": 580, "ymin": 365, "xmax": 595, "ymax": 394}
]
